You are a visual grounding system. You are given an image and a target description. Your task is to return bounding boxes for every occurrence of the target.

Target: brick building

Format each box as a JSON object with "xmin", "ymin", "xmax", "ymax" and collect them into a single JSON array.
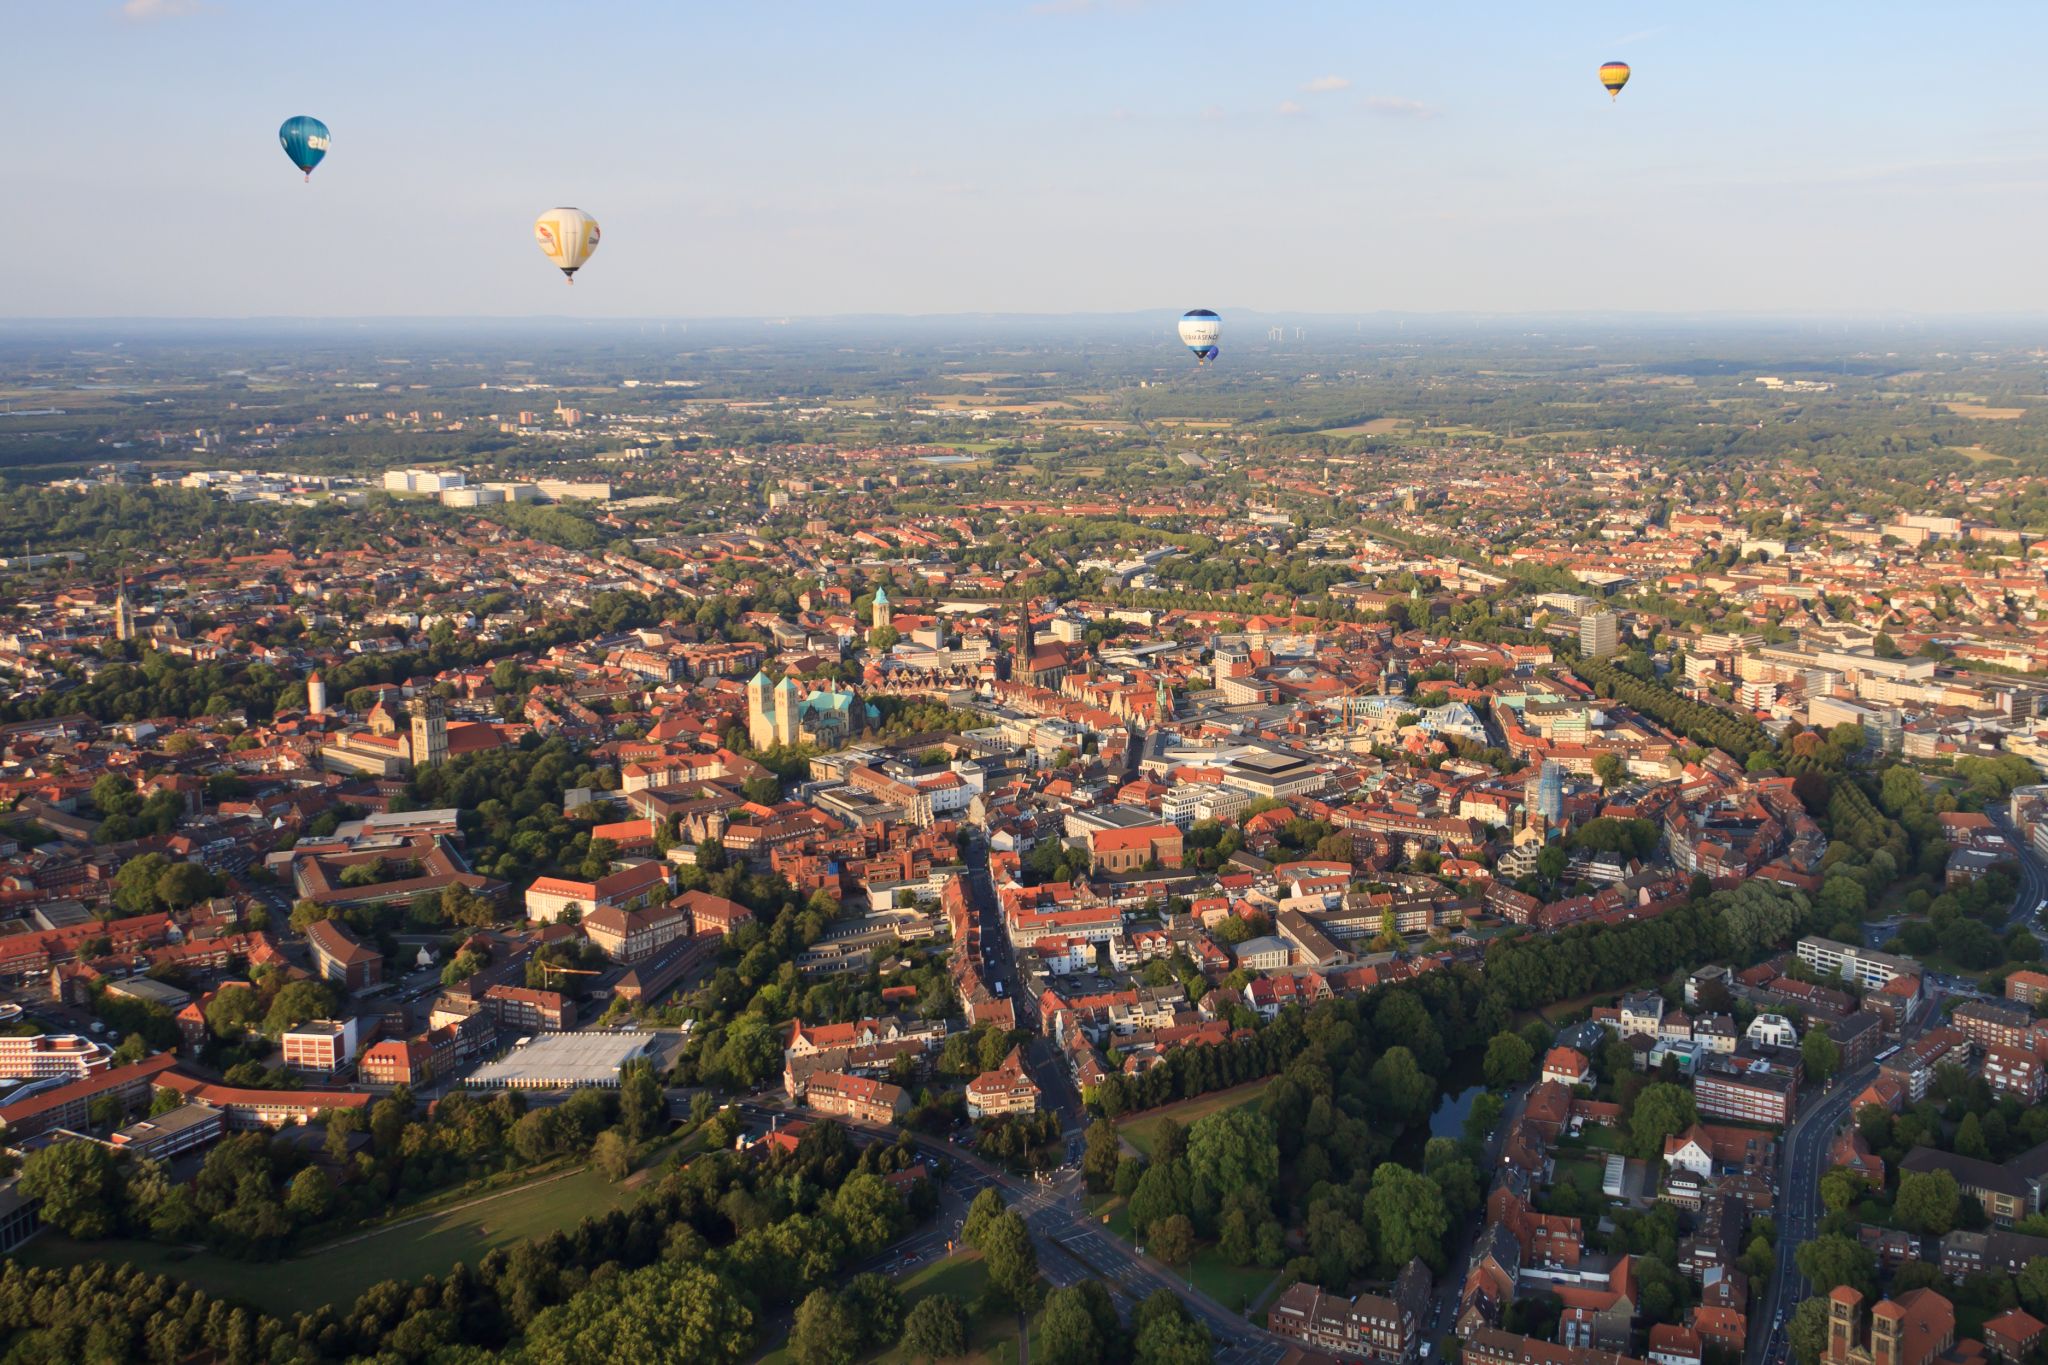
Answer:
[
  {"xmin": 582, "ymin": 900, "xmax": 690, "ymax": 963},
  {"xmin": 306, "ymin": 919, "xmax": 382, "ymax": 991},
  {"xmin": 1267, "ymin": 1259, "xmax": 1431, "ymax": 1362},
  {"xmin": 802, "ymin": 1070, "xmax": 908, "ymax": 1124}
]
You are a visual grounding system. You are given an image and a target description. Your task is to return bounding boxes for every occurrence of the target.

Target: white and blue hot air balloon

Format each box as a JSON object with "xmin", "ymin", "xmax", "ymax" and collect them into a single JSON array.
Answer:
[{"xmin": 1177, "ymin": 309, "xmax": 1221, "ymax": 364}]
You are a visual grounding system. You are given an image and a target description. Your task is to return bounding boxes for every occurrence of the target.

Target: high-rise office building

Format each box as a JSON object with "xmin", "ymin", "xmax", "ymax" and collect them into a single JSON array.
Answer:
[{"xmin": 1580, "ymin": 611, "xmax": 1619, "ymax": 659}]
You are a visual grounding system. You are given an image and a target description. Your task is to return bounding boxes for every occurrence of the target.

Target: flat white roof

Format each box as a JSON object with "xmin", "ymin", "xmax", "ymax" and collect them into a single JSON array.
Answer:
[{"xmin": 466, "ymin": 1030, "xmax": 655, "ymax": 1089}]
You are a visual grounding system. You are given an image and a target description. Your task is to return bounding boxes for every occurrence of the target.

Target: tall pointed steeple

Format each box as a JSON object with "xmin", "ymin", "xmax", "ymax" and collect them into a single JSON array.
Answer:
[
  {"xmin": 113, "ymin": 575, "xmax": 133, "ymax": 644},
  {"xmin": 1015, "ymin": 598, "xmax": 1035, "ymax": 681}
]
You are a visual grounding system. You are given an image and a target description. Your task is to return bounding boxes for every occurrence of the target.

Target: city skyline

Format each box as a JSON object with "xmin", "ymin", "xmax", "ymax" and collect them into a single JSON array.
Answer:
[{"xmin": 18, "ymin": 0, "xmax": 2048, "ymax": 318}]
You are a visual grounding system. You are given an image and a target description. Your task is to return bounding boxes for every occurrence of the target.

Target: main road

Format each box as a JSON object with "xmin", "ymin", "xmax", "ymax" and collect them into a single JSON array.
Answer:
[
  {"xmin": 1748, "ymin": 974, "xmax": 1957, "ymax": 1365},
  {"xmin": 1747, "ymin": 1058, "xmax": 1878, "ymax": 1365},
  {"xmin": 962, "ymin": 831, "xmax": 1089, "ymax": 1138},
  {"xmin": 741, "ymin": 1098, "xmax": 1290, "ymax": 1365},
  {"xmin": 1990, "ymin": 810, "xmax": 2046, "ymax": 935}
]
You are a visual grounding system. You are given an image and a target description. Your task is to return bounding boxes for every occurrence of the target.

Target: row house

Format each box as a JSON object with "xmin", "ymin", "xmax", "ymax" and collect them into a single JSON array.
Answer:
[
  {"xmin": 801, "ymin": 1070, "xmax": 909, "ymax": 1124},
  {"xmin": 0, "ymin": 911, "xmax": 172, "ymax": 980},
  {"xmin": 1555, "ymin": 1257, "xmax": 1639, "ymax": 1353},
  {"xmin": 1266, "ymin": 1259, "xmax": 1431, "ymax": 1363},
  {"xmin": 785, "ymin": 1015, "xmax": 945, "ymax": 1059},
  {"xmin": 1463, "ymin": 1329, "xmax": 1646, "ymax": 1365},
  {"xmin": 1245, "ymin": 971, "xmax": 1335, "ymax": 1019}
]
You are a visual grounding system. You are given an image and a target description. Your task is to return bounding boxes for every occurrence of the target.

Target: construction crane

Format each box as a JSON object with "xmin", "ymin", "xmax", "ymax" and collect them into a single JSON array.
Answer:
[{"xmin": 535, "ymin": 960, "xmax": 600, "ymax": 987}]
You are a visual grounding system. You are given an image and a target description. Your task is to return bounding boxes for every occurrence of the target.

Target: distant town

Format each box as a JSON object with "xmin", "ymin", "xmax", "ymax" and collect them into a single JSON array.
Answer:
[{"xmin": 2, "ymin": 323, "xmax": 2048, "ymax": 1365}]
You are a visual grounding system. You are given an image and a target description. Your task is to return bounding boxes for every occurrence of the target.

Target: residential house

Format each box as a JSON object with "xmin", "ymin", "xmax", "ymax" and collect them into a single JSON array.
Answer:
[
  {"xmin": 966, "ymin": 1046, "xmax": 1040, "ymax": 1119},
  {"xmin": 1267, "ymin": 1259, "xmax": 1431, "ymax": 1363}
]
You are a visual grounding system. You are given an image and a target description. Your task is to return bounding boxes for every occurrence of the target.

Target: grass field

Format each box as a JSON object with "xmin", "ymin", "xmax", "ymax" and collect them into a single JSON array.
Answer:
[
  {"xmin": 18, "ymin": 1164, "xmax": 635, "ymax": 1318},
  {"xmin": 1317, "ymin": 417, "xmax": 1406, "ymax": 437},
  {"xmin": 1551, "ymin": 1156, "xmax": 1607, "ymax": 1201},
  {"xmin": 1943, "ymin": 403, "xmax": 2027, "ymax": 420},
  {"xmin": 1121, "ymin": 1084, "xmax": 1266, "ymax": 1158},
  {"xmin": 1186, "ymin": 1245, "xmax": 1276, "ymax": 1314},
  {"xmin": 1556, "ymin": 1121, "xmax": 1622, "ymax": 1154}
]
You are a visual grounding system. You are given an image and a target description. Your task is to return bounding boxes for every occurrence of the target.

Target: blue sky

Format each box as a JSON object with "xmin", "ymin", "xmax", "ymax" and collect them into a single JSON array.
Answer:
[{"xmin": 13, "ymin": 0, "xmax": 2048, "ymax": 318}]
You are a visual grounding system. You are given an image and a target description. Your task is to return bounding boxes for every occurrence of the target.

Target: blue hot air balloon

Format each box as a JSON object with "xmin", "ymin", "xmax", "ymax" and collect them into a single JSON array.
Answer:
[
  {"xmin": 1178, "ymin": 309, "xmax": 1221, "ymax": 364},
  {"xmin": 279, "ymin": 116, "xmax": 331, "ymax": 182}
]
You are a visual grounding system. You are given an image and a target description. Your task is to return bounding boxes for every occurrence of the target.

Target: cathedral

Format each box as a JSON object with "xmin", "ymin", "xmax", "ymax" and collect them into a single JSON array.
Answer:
[
  {"xmin": 318, "ymin": 692, "xmax": 501, "ymax": 777},
  {"xmin": 1010, "ymin": 600, "xmax": 1071, "ymax": 688},
  {"xmin": 746, "ymin": 672, "xmax": 876, "ymax": 750}
]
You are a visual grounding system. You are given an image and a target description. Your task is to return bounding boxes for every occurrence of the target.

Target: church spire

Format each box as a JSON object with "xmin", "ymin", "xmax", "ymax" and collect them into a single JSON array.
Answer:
[{"xmin": 113, "ymin": 573, "xmax": 133, "ymax": 644}]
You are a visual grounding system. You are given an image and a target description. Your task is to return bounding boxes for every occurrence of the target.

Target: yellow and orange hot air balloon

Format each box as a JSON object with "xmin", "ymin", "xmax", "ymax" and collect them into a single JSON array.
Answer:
[{"xmin": 1598, "ymin": 61, "xmax": 1631, "ymax": 101}]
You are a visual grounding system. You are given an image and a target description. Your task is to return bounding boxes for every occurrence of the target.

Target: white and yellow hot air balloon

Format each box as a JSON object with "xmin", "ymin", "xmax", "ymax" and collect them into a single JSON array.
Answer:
[{"xmin": 534, "ymin": 207, "xmax": 601, "ymax": 284}]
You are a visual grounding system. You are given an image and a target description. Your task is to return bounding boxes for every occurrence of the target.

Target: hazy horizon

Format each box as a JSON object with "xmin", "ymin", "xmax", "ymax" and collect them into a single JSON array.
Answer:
[{"xmin": 19, "ymin": 1, "xmax": 2048, "ymax": 320}]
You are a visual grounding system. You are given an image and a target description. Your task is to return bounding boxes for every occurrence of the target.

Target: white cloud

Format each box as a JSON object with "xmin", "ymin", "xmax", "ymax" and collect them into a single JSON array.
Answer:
[
  {"xmin": 1304, "ymin": 75, "xmax": 1351, "ymax": 94},
  {"xmin": 1365, "ymin": 95, "xmax": 1433, "ymax": 118},
  {"xmin": 1276, "ymin": 100, "xmax": 1305, "ymax": 117},
  {"xmin": 119, "ymin": 0, "xmax": 209, "ymax": 18}
]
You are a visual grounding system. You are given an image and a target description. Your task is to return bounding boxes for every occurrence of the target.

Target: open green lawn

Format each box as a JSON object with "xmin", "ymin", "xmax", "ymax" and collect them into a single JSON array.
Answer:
[
  {"xmin": 1551, "ymin": 1156, "xmax": 1607, "ymax": 1200},
  {"xmin": 1556, "ymin": 1124, "xmax": 1618, "ymax": 1154},
  {"xmin": 1122, "ymin": 1085, "xmax": 1266, "ymax": 1158},
  {"xmin": 1186, "ymin": 1245, "xmax": 1276, "ymax": 1316},
  {"xmin": 17, "ymin": 1164, "xmax": 636, "ymax": 1318}
]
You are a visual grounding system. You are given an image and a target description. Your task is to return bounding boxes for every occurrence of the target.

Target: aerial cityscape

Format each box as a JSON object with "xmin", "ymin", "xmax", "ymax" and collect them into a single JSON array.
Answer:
[{"xmin": 10, "ymin": 4, "xmax": 2048, "ymax": 1365}]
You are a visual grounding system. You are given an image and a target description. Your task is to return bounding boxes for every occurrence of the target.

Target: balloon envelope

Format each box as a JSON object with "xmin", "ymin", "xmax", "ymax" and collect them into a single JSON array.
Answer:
[
  {"xmin": 278, "ymin": 116, "xmax": 330, "ymax": 178},
  {"xmin": 534, "ymin": 207, "xmax": 601, "ymax": 281},
  {"xmin": 1178, "ymin": 309, "xmax": 1221, "ymax": 364},
  {"xmin": 1599, "ymin": 61, "xmax": 1631, "ymax": 99}
]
